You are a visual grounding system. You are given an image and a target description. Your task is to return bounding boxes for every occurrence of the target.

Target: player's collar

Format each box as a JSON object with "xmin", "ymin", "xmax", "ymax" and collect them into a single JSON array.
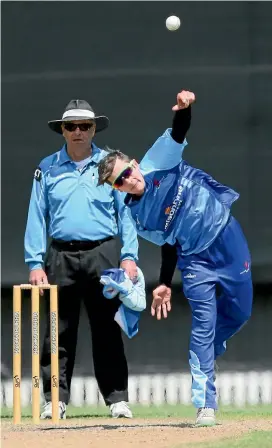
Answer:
[{"xmin": 124, "ymin": 193, "xmax": 142, "ymax": 205}]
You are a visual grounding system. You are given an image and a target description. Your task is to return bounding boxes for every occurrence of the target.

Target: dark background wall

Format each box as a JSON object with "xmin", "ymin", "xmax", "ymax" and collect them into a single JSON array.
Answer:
[
  {"xmin": 2, "ymin": 1, "xmax": 272, "ymax": 285},
  {"xmin": 1, "ymin": 2, "xmax": 272, "ymax": 376}
]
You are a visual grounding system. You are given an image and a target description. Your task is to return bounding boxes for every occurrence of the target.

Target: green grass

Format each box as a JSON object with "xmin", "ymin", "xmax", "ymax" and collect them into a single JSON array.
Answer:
[
  {"xmin": 177, "ymin": 430, "xmax": 272, "ymax": 448},
  {"xmin": 2, "ymin": 405, "xmax": 271, "ymax": 448},
  {"xmin": 1, "ymin": 404, "xmax": 272, "ymax": 420}
]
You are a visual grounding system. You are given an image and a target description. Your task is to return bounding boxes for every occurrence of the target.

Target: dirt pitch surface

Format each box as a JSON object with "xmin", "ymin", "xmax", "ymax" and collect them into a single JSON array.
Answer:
[{"xmin": 2, "ymin": 417, "xmax": 272, "ymax": 448}]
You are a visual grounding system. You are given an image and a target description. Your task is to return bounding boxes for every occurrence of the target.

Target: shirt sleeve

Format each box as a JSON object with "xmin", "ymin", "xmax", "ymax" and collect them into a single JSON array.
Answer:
[
  {"xmin": 140, "ymin": 107, "xmax": 191, "ymax": 174},
  {"xmin": 159, "ymin": 243, "xmax": 178, "ymax": 287},
  {"xmin": 24, "ymin": 167, "xmax": 48, "ymax": 271},
  {"xmin": 113, "ymin": 190, "xmax": 139, "ymax": 262}
]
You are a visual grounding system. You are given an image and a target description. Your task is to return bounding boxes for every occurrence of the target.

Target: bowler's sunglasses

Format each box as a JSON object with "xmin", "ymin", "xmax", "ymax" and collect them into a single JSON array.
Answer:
[
  {"xmin": 112, "ymin": 160, "xmax": 135, "ymax": 189},
  {"xmin": 63, "ymin": 122, "xmax": 94, "ymax": 132}
]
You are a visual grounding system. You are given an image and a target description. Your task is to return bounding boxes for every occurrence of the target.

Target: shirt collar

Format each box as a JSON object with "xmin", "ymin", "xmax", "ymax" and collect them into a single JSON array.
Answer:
[
  {"xmin": 124, "ymin": 193, "xmax": 143, "ymax": 205},
  {"xmin": 124, "ymin": 194, "xmax": 132, "ymax": 205},
  {"xmin": 90, "ymin": 143, "xmax": 105, "ymax": 164},
  {"xmin": 59, "ymin": 145, "xmax": 71, "ymax": 165},
  {"xmin": 59, "ymin": 143, "xmax": 104, "ymax": 166}
]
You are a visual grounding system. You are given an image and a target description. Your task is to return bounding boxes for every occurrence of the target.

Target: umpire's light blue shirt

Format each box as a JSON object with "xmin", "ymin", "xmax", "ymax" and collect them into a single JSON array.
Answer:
[{"xmin": 24, "ymin": 143, "xmax": 139, "ymax": 271}]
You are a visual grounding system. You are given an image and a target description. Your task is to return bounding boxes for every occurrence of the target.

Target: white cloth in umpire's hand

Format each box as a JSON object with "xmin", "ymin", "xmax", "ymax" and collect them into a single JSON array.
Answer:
[{"xmin": 100, "ymin": 267, "xmax": 146, "ymax": 338}]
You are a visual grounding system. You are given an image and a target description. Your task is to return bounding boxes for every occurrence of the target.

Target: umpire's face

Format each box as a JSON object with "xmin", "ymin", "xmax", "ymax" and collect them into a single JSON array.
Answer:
[{"xmin": 61, "ymin": 120, "xmax": 96, "ymax": 148}]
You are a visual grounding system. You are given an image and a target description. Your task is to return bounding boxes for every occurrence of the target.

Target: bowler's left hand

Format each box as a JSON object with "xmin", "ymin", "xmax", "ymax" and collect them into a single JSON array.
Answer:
[
  {"xmin": 151, "ymin": 284, "xmax": 172, "ymax": 320},
  {"xmin": 120, "ymin": 260, "xmax": 138, "ymax": 281}
]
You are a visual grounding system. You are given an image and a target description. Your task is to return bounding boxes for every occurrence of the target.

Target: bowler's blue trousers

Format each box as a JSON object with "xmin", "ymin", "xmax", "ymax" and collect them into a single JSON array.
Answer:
[{"xmin": 177, "ymin": 217, "xmax": 253, "ymax": 409}]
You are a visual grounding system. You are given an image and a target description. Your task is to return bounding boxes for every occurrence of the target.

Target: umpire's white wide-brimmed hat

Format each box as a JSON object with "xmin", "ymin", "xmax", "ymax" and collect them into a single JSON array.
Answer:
[{"xmin": 48, "ymin": 99, "xmax": 110, "ymax": 134}]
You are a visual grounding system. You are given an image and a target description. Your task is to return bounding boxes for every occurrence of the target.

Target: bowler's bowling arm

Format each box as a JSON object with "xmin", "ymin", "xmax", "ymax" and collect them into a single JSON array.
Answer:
[
  {"xmin": 171, "ymin": 106, "xmax": 191, "ymax": 143},
  {"xmin": 140, "ymin": 107, "xmax": 192, "ymax": 174}
]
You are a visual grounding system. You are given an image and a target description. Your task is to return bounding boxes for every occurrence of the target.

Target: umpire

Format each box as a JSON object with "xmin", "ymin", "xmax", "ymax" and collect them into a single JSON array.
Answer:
[{"xmin": 24, "ymin": 99, "xmax": 139, "ymax": 419}]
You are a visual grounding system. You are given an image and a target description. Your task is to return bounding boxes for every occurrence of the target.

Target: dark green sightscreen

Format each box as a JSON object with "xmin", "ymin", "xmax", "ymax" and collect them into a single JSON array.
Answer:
[{"xmin": 2, "ymin": 1, "xmax": 272, "ymax": 285}]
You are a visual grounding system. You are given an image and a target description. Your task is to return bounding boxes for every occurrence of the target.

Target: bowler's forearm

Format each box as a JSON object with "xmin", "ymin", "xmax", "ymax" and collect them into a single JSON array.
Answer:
[
  {"xmin": 171, "ymin": 106, "xmax": 191, "ymax": 144},
  {"xmin": 159, "ymin": 243, "xmax": 178, "ymax": 287}
]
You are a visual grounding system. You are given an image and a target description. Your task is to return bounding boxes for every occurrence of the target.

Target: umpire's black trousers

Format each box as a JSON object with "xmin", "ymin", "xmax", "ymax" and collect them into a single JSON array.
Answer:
[{"xmin": 41, "ymin": 237, "xmax": 128, "ymax": 406}]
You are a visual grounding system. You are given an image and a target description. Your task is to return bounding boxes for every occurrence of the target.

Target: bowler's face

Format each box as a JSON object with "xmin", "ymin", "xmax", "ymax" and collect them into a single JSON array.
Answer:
[
  {"xmin": 109, "ymin": 158, "xmax": 145, "ymax": 195},
  {"xmin": 61, "ymin": 120, "xmax": 96, "ymax": 146}
]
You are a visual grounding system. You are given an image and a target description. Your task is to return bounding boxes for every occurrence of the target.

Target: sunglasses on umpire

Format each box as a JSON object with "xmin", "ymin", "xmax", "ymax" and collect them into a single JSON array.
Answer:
[
  {"xmin": 63, "ymin": 122, "xmax": 94, "ymax": 132},
  {"xmin": 112, "ymin": 160, "xmax": 135, "ymax": 189}
]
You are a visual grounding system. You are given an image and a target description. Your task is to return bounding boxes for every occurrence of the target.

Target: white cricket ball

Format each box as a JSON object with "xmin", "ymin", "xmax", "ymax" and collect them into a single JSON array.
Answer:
[{"xmin": 166, "ymin": 15, "xmax": 181, "ymax": 31}]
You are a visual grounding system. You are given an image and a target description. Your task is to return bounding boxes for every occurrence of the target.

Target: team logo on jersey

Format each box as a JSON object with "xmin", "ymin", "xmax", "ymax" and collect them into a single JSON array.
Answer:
[
  {"xmin": 165, "ymin": 206, "xmax": 171, "ymax": 215},
  {"xmin": 34, "ymin": 167, "xmax": 42, "ymax": 182},
  {"xmin": 240, "ymin": 261, "xmax": 250, "ymax": 275},
  {"xmin": 153, "ymin": 179, "xmax": 160, "ymax": 188}
]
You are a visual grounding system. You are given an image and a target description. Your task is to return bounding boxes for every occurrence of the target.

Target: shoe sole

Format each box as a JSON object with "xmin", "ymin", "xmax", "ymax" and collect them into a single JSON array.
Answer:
[
  {"xmin": 112, "ymin": 414, "xmax": 132, "ymax": 419},
  {"xmin": 40, "ymin": 414, "xmax": 66, "ymax": 420},
  {"xmin": 195, "ymin": 420, "xmax": 216, "ymax": 427}
]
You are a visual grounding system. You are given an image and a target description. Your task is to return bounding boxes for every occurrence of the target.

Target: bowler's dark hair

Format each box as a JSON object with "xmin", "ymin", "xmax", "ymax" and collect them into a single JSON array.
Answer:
[{"xmin": 98, "ymin": 147, "xmax": 131, "ymax": 185}]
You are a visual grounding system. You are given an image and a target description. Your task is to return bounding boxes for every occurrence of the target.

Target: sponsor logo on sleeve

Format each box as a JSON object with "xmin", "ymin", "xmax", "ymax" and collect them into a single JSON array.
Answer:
[{"xmin": 34, "ymin": 167, "xmax": 42, "ymax": 182}]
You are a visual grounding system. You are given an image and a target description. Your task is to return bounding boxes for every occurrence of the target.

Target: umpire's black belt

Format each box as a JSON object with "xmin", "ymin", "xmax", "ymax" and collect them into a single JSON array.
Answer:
[{"xmin": 52, "ymin": 236, "xmax": 114, "ymax": 251}]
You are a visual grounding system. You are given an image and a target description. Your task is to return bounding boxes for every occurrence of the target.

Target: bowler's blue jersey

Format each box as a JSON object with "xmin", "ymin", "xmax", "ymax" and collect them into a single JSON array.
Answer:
[{"xmin": 125, "ymin": 129, "xmax": 239, "ymax": 255}]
